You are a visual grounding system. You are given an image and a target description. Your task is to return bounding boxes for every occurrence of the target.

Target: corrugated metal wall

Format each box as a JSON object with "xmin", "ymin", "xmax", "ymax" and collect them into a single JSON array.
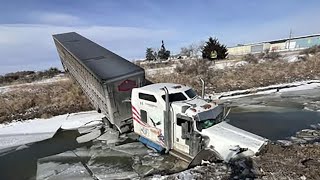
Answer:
[
  {"xmin": 227, "ymin": 45, "xmax": 251, "ymax": 55},
  {"xmin": 295, "ymin": 36, "xmax": 320, "ymax": 48},
  {"xmin": 251, "ymin": 44, "xmax": 263, "ymax": 53},
  {"xmin": 228, "ymin": 35, "xmax": 320, "ymax": 56}
]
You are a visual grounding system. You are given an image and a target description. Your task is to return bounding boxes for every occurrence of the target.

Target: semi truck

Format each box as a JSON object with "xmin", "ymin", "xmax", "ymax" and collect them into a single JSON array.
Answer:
[{"xmin": 52, "ymin": 32, "xmax": 267, "ymax": 165}]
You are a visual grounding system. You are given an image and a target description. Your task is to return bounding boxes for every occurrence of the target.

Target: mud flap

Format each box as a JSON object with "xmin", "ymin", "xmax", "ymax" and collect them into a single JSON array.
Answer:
[{"xmin": 188, "ymin": 148, "xmax": 223, "ymax": 168}]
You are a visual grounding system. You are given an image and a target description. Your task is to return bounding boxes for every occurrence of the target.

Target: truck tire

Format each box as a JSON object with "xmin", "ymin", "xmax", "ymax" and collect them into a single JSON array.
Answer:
[{"xmin": 188, "ymin": 149, "xmax": 222, "ymax": 168}]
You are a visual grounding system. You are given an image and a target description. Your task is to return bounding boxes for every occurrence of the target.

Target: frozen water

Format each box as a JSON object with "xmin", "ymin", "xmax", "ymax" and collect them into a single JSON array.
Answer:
[{"xmin": 0, "ymin": 111, "xmax": 105, "ymax": 150}]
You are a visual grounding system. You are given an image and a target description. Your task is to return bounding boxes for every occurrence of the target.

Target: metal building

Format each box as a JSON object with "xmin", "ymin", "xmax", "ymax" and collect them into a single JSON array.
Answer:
[{"xmin": 228, "ymin": 34, "xmax": 320, "ymax": 56}]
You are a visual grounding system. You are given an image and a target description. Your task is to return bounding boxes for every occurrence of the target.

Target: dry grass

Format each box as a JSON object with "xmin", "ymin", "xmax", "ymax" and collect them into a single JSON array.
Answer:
[
  {"xmin": 135, "ymin": 61, "xmax": 175, "ymax": 69},
  {"xmin": 300, "ymin": 45, "xmax": 320, "ymax": 55},
  {"xmin": 149, "ymin": 54, "xmax": 320, "ymax": 93},
  {"xmin": 0, "ymin": 79, "xmax": 93, "ymax": 123},
  {"xmin": 0, "ymin": 67, "xmax": 63, "ymax": 86},
  {"xmin": 242, "ymin": 54, "xmax": 258, "ymax": 64}
]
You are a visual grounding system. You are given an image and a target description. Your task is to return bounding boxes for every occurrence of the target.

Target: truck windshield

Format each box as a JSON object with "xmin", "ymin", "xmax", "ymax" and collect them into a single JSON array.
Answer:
[
  {"xmin": 196, "ymin": 119, "xmax": 216, "ymax": 131},
  {"xmin": 162, "ymin": 92, "xmax": 187, "ymax": 102},
  {"xmin": 185, "ymin": 89, "xmax": 197, "ymax": 98}
]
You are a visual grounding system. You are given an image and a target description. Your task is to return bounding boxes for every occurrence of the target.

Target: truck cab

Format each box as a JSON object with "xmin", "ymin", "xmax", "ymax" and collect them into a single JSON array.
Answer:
[
  {"xmin": 131, "ymin": 83, "xmax": 267, "ymax": 163},
  {"xmin": 131, "ymin": 83, "xmax": 225, "ymax": 159}
]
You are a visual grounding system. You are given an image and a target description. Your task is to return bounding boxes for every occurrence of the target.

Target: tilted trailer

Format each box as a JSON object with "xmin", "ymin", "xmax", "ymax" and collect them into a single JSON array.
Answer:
[
  {"xmin": 52, "ymin": 32, "xmax": 268, "ymax": 165},
  {"xmin": 53, "ymin": 32, "xmax": 145, "ymax": 133}
]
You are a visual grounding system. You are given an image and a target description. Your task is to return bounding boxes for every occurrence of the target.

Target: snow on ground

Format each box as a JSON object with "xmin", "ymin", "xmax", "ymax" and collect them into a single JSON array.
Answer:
[
  {"xmin": 213, "ymin": 60, "xmax": 247, "ymax": 69},
  {"xmin": 211, "ymin": 80, "xmax": 320, "ymax": 100},
  {"xmin": 145, "ymin": 66, "xmax": 176, "ymax": 76},
  {"xmin": 0, "ymin": 111, "xmax": 104, "ymax": 150},
  {"xmin": 0, "ymin": 75, "xmax": 69, "ymax": 94}
]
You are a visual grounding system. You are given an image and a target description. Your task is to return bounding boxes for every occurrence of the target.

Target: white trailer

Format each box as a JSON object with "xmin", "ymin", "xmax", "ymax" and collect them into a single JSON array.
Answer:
[{"xmin": 52, "ymin": 32, "xmax": 267, "ymax": 165}]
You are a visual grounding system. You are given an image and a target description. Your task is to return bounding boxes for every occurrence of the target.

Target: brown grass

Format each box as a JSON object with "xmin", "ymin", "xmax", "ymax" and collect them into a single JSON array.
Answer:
[
  {"xmin": 135, "ymin": 61, "xmax": 175, "ymax": 69},
  {"xmin": 148, "ymin": 54, "xmax": 320, "ymax": 93},
  {"xmin": 242, "ymin": 54, "xmax": 258, "ymax": 64},
  {"xmin": 0, "ymin": 67, "xmax": 63, "ymax": 86},
  {"xmin": 300, "ymin": 45, "xmax": 320, "ymax": 55},
  {"xmin": 0, "ymin": 79, "xmax": 93, "ymax": 123}
]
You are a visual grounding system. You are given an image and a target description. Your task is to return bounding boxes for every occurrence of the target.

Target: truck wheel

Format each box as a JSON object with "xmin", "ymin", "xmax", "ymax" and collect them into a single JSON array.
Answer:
[{"xmin": 188, "ymin": 149, "xmax": 222, "ymax": 168}]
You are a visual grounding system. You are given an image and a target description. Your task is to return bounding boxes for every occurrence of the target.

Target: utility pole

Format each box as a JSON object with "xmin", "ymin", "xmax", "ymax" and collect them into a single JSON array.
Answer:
[{"xmin": 288, "ymin": 29, "xmax": 292, "ymax": 50}]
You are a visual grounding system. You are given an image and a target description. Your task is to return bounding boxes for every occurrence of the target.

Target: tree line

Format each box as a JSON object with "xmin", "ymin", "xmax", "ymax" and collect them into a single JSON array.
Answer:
[{"xmin": 145, "ymin": 37, "xmax": 228, "ymax": 61}]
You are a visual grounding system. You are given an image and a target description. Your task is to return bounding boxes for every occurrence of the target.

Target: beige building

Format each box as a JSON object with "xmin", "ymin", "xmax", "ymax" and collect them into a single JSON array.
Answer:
[{"xmin": 228, "ymin": 34, "xmax": 320, "ymax": 56}]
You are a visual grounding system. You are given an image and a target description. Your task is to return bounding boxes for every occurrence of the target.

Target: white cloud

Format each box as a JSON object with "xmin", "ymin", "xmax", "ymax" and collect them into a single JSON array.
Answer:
[
  {"xmin": 0, "ymin": 24, "xmax": 176, "ymax": 74},
  {"xmin": 31, "ymin": 12, "xmax": 84, "ymax": 26}
]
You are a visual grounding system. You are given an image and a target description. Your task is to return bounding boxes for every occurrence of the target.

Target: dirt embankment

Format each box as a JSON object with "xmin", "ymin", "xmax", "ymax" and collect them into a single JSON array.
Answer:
[
  {"xmin": 0, "ymin": 78, "xmax": 93, "ymax": 123},
  {"xmin": 254, "ymin": 143, "xmax": 320, "ymax": 179},
  {"xmin": 159, "ymin": 143, "xmax": 320, "ymax": 180}
]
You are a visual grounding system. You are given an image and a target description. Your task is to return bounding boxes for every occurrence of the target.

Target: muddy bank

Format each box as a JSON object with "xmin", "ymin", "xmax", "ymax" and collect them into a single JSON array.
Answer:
[
  {"xmin": 158, "ymin": 138, "xmax": 320, "ymax": 180},
  {"xmin": 254, "ymin": 143, "xmax": 320, "ymax": 179}
]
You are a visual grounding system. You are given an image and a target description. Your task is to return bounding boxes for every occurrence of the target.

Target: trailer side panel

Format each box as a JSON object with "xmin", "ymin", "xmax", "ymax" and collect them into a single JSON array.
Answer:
[{"xmin": 52, "ymin": 32, "xmax": 145, "ymax": 131}]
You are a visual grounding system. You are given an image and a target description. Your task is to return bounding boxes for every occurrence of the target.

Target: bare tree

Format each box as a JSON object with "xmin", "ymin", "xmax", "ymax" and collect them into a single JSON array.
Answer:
[
  {"xmin": 181, "ymin": 41, "xmax": 206, "ymax": 58},
  {"xmin": 180, "ymin": 47, "xmax": 192, "ymax": 57}
]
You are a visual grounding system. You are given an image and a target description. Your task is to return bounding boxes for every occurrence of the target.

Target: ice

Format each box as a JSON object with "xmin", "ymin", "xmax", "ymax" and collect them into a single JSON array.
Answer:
[
  {"xmin": 213, "ymin": 80, "xmax": 320, "ymax": 100},
  {"xmin": 277, "ymin": 140, "xmax": 293, "ymax": 146},
  {"xmin": 97, "ymin": 128, "xmax": 120, "ymax": 144},
  {"xmin": 177, "ymin": 171, "xmax": 194, "ymax": 180},
  {"xmin": 61, "ymin": 111, "xmax": 104, "ymax": 130},
  {"xmin": 37, "ymin": 162, "xmax": 92, "ymax": 180},
  {"xmin": 0, "ymin": 111, "xmax": 105, "ymax": 150},
  {"xmin": 284, "ymin": 55, "xmax": 299, "ymax": 62},
  {"xmin": 110, "ymin": 142, "xmax": 149, "ymax": 156}
]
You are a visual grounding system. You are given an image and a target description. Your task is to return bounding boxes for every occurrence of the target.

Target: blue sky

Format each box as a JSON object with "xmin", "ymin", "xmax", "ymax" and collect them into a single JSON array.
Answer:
[{"xmin": 1, "ymin": 0, "xmax": 320, "ymax": 74}]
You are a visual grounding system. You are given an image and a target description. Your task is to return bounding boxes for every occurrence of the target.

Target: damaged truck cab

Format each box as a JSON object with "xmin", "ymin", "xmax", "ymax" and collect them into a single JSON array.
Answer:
[{"xmin": 131, "ymin": 83, "xmax": 267, "ymax": 164}]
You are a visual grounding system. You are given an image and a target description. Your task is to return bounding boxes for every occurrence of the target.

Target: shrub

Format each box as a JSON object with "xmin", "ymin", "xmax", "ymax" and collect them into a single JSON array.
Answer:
[
  {"xmin": 300, "ymin": 45, "xmax": 320, "ymax": 55},
  {"xmin": 175, "ymin": 59, "xmax": 213, "ymax": 75},
  {"xmin": 145, "ymin": 48, "xmax": 155, "ymax": 61},
  {"xmin": 0, "ymin": 67, "xmax": 63, "ymax": 86},
  {"xmin": 264, "ymin": 51, "xmax": 281, "ymax": 60},
  {"xmin": 242, "ymin": 54, "xmax": 258, "ymax": 64}
]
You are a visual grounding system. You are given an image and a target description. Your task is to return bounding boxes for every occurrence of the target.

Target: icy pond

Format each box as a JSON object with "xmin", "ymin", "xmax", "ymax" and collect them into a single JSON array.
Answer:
[
  {"xmin": 1, "ymin": 84, "xmax": 320, "ymax": 179},
  {"xmin": 229, "ymin": 111, "xmax": 320, "ymax": 141},
  {"xmin": 227, "ymin": 86, "xmax": 320, "ymax": 141}
]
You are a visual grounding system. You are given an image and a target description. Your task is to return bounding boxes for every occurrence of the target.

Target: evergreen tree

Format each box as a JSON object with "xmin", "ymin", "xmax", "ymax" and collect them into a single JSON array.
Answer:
[
  {"xmin": 158, "ymin": 40, "xmax": 170, "ymax": 60},
  {"xmin": 145, "ymin": 48, "xmax": 155, "ymax": 61},
  {"xmin": 202, "ymin": 37, "xmax": 228, "ymax": 60}
]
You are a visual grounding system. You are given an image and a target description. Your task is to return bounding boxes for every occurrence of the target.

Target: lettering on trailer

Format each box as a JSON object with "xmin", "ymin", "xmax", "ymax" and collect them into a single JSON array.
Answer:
[{"xmin": 118, "ymin": 80, "xmax": 137, "ymax": 92}]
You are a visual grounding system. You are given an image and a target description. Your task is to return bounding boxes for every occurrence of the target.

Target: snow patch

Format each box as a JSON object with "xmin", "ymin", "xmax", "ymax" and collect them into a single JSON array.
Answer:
[
  {"xmin": 212, "ymin": 80, "xmax": 320, "ymax": 100},
  {"xmin": 0, "ymin": 111, "xmax": 105, "ymax": 150}
]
